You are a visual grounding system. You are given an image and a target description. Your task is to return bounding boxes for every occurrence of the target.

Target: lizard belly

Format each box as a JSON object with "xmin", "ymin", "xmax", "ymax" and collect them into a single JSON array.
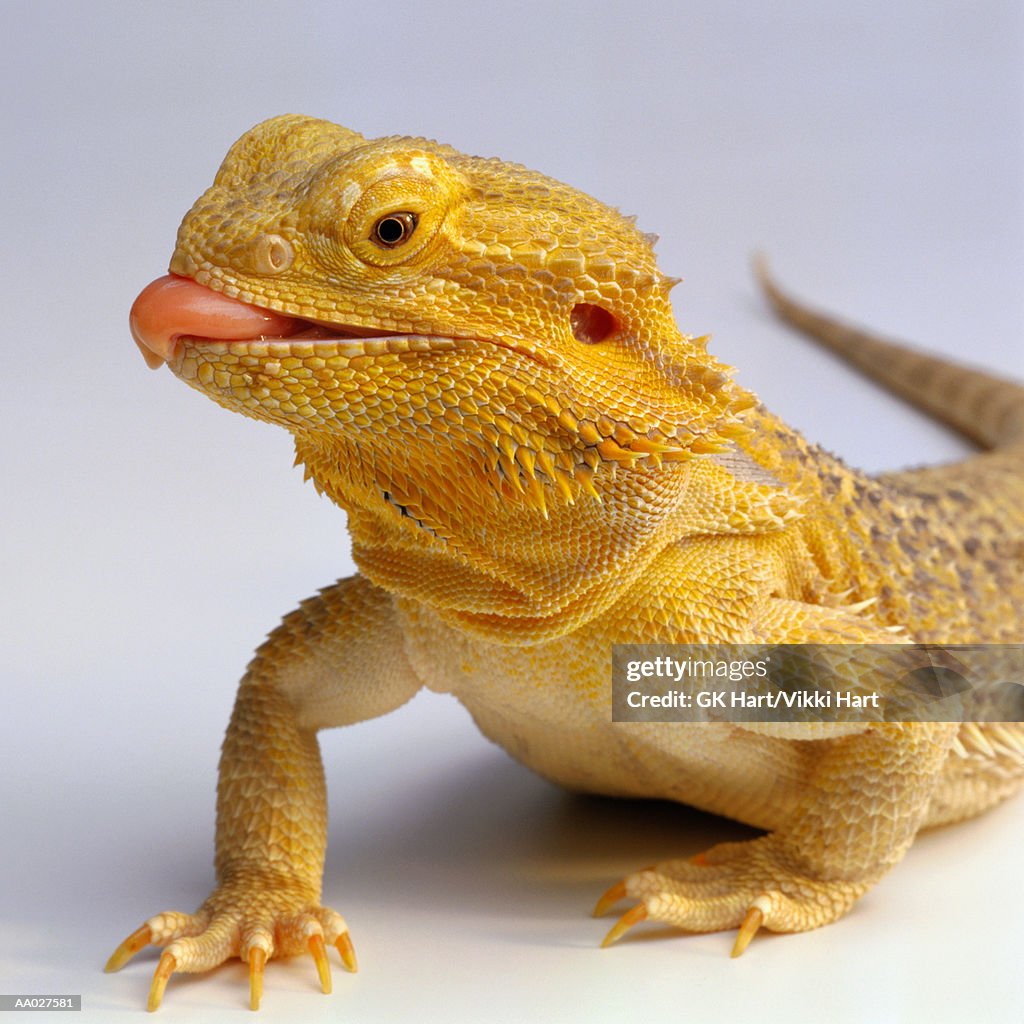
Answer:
[{"xmin": 397, "ymin": 602, "xmax": 811, "ymax": 832}]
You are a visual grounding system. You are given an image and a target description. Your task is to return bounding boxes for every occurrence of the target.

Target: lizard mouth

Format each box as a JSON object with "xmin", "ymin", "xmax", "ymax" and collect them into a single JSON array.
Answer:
[{"xmin": 130, "ymin": 274, "xmax": 448, "ymax": 369}]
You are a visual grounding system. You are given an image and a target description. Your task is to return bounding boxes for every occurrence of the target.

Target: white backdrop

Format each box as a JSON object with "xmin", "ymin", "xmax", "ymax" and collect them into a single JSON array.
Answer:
[{"xmin": 2, "ymin": 2, "xmax": 1022, "ymax": 1021}]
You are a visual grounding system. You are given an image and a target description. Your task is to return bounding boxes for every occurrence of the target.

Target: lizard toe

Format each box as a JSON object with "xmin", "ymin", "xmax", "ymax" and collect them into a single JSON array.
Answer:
[
  {"xmin": 599, "ymin": 835, "xmax": 870, "ymax": 953},
  {"xmin": 109, "ymin": 886, "xmax": 354, "ymax": 1010}
]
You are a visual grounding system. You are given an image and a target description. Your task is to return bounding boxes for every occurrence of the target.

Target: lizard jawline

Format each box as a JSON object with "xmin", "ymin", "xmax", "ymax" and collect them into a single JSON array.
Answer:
[
  {"xmin": 173, "ymin": 328, "xmax": 462, "ymax": 367},
  {"xmin": 131, "ymin": 272, "xmax": 468, "ymax": 369}
]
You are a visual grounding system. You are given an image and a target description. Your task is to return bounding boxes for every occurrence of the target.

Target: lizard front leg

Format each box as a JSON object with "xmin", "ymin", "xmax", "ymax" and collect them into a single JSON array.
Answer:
[
  {"xmin": 597, "ymin": 598, "xmax": 958, "ymax": 954},
  {"xmin": 106, "ymin": 576, "xmax": 421, "ymax": 1010},
  {"xmin": 599, "ymin": 720, "xmax": 956, "ymax": 953}
]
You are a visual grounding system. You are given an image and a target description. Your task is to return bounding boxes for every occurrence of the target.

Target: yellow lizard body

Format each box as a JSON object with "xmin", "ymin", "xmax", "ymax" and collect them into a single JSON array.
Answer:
[{"xmin": 111, "ymin": 115, "xmax": 1024, "ymax": 1010}]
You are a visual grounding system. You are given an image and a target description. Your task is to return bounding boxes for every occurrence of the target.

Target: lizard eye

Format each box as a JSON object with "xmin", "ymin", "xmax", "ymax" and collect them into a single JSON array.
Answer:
[{"xmin": 373, "ymin": 212, "xmax": 418, "ymax": 248}]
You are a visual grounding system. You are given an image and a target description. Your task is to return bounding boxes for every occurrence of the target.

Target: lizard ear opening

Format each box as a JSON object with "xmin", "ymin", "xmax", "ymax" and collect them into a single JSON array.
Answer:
[{"xmin": 570, "ymin": 303, "xmax": 617, "ymax": 345}]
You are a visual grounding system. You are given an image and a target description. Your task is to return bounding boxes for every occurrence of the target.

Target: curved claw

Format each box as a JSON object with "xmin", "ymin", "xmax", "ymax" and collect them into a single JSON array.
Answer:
[
  {"xmin": 731, "ymin": 906, "xmax": 764, "ymax": 958},
  {"xmin": 248, "ymin": 947, "xmax": 267, "ymax": 1011},
  {"xmin": 147, "ymin": 950, "xmax": 176, "ymax": 1012},
  {"xmin": 308, "ymin": 934, "xmax": 332, "ymax": 994},
  {"xmin": 335, "ymin": 932, "xmax": 358, "ymax": 973},
  {"xmin": 600, "ymin": 904, "xmax": 648, "ymax": 948},
  {"xmin": 592, "ymin": 880, "xmax": 627, "ymax": 918},
  {"xmin": 105, "ymin": 923, "xmax": 152, "ymax": 972}
]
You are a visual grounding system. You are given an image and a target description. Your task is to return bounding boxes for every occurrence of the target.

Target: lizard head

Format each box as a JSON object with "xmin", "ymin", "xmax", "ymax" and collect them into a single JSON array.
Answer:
[{"xmin": 132, "ymin": 115, "xmax": 768, "ymax": 635}]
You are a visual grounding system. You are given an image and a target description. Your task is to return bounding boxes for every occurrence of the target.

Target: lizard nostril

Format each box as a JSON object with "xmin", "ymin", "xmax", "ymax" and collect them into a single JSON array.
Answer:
[
  {"xmin": 570, "ymin": 303, "xmax": 617, "ymax": 345},
  {"xmin": 252, "ymin": 233, "xmax": 294, "ymax": 275}
]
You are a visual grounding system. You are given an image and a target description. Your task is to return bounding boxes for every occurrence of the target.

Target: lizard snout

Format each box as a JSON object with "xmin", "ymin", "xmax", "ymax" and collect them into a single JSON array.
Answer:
[{"xmin": 129, "ymin": 274, "xmax": 303, "ymax": 369}]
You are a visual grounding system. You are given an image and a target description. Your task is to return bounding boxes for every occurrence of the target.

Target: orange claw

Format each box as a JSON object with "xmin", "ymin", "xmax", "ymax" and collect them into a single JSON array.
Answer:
[
  {"xmin": 105, "ymin": 923, "xmax": 152, "ymax": 972},
  {"xmin": 731, "ymin": 906, "xmax": 764, "ymax": 958},
  {"xmin": 147, "ymin": 950, "xmax": 176, "ymax": 1012},
  {"xmin": 308, "ymin": 934, "xmax": 332, "ymax": 994},
  {"xmin": 600, "ymin": 904, "xmax": 648, "ymax": 948},
  {"xmin": 592, "ymin": 880, "xmax": 627, "ymax": 918},
  {"xmin": 248, "ymin": 947, "xmax": 267, "ymax": 1011},
  {"xmin": 335, "ymin": 932, "xmax": 358, "ymax": 973}
]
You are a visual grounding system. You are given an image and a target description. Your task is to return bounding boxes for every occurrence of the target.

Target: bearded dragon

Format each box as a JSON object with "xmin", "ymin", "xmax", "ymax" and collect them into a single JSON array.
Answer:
[{"xmin": 109, "ymin": 114, "xmax": 1024, "ymax": 1011}]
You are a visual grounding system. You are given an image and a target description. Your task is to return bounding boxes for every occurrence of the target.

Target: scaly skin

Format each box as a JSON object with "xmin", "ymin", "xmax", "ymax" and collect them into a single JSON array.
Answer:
[{"xmin": 110, "ymin": 115, "xmax": 1024, "ymax": 1010}]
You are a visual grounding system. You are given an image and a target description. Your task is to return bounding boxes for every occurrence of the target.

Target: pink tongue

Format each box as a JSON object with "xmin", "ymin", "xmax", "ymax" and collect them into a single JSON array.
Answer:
[{"xmin": 130, "ymin": 274, "xmax": 304, "ymax": 369}]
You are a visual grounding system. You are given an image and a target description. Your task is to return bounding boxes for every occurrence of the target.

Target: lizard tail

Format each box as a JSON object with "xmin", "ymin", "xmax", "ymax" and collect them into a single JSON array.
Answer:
[{"xmin": 755, "ymin": 257, "xmax": 1024, "ymax": 450}]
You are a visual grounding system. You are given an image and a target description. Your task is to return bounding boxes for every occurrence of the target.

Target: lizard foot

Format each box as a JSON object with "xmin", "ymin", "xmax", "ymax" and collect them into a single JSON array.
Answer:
[
  {"xmin": 594, "ymin": 835, "xmax": 869, "ymax": 956},
  {"xmin": 106, "ymin": 878, "xmax": 357, "ymax": 1011}
]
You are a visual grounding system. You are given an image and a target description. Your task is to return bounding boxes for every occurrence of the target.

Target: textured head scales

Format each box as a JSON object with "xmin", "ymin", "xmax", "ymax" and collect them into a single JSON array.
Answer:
[{"xmin": 165, "ymin": 115, "xmax": 766, "ymax": 634}]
